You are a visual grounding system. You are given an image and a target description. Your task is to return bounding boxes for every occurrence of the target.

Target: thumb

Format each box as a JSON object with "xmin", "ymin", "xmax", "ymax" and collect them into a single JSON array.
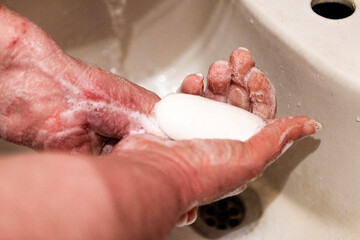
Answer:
[
  {"xmin": 105, "ymin": 116, "xmax": 321, "ymax": 208},
  {"xmin": 244, "ymin": 116, "xmax": 322, "ymax": 171},
  {"xmin": 183, "ymin": 116, "xmax": 321, "ymax": 204}
]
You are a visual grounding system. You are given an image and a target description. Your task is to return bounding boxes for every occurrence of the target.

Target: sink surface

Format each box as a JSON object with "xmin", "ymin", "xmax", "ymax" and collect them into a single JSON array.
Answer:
[{"xmin": 1, "ymin": 0, "xmax": 360, "ymax": 239}]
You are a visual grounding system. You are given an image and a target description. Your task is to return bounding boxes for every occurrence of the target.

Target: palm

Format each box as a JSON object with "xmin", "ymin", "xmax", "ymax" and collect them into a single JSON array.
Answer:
[{"xmin": 111, "ymin": 48, "xmax": 318, "ymax": 225}]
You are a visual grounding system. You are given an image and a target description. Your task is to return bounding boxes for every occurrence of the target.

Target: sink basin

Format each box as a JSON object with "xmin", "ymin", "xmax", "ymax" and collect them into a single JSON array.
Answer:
[{"xmin": 1, "ymin": 0, "xmax": 359, "ymax": 239}]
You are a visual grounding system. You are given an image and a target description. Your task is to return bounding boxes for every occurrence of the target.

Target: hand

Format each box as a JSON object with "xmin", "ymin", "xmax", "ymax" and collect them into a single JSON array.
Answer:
[
  {"xmin": 0, "ymin": 117, "xmax": 319, "ymax": 240},
  {"xmin": 109, "ymin": 48, "xmax": 320, "ymax": 226},
  {"xmin": 0, "ymin": 6, "xmax": 160, "ymax": 154},
  {"xmin": 111, "ymin": 117, "xmax": 319, "ymax": 228},
  {"xmin": 179, "ymin": 47, "xmax": 276, "ymax": 121}
]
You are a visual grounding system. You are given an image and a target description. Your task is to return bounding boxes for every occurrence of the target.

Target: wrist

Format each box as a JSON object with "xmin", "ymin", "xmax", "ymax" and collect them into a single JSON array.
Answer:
[{"xmin": 95, "ymin": 151, "xmax": 193, "ymax": 239}]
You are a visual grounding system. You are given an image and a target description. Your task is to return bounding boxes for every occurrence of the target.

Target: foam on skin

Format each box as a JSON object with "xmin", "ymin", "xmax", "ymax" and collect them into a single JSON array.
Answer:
[{"xmin": 154, "ymin": 93, "xmax": 266, "ymax": 141}]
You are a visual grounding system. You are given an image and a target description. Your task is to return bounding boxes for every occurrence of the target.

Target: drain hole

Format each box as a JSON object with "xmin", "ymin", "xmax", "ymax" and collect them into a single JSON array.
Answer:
[
  {"xmin": 217, "ymin": 201, "xmax": 228, "ymax": 211},
  {"xmin": 205, "ymin": 218, "xmax": 216, "ymax": 227},
  {"xmin": 229, "ymin": 207, "xmax": 240, "ymax": 217},
  {"xmin": 229, "ymin": 219, "xmax": 241, "ymax": 228},
  {"xmin": 311, "ymin": 0, "xmax": 356, "ymax": 19},
  {"xmin": 199, "ymin": 196, "xmax": 245, "ymax": 230},
  {"xmin": 217, "ymin": 212, "xmax": 229, "ymax": 223},
  {"xmin": 193, "ymin": 188, "xmax": 263, "ymax": 239},
  {"xmin": 217, "ymin": 224, "xmax": 227, "ymax": 230},
  {"xmin": 205, "ymin": 206, "xmax": 216, "ymax": 216}
]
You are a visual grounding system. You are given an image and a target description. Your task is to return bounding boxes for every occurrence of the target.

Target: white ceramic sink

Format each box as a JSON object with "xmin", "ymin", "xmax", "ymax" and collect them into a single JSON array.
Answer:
[{"xmin": 1, "ymin": 0, "xmax": 359, "ymax": 239}]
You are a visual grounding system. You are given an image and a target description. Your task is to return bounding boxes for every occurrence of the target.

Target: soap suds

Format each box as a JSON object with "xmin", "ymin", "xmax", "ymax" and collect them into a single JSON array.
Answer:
[
  {"xmin": 237, "ymin": 47, "xmax": 250, "ymax": 52},
  {"xmin": 214, "ymin": 60, "xmax": 230, "ymax": 65},
  {"xmin": 30, "ymin": 97, "xmax": 167, "ymax": 150},
  {"xmin": 312, "ymin": 120, "xmax": 323, "ymax": 132},
  {"xmin": 278, "ymin": 141, "xmax": 294, "ymax": 159},
  {"xmin": 176, "ymin": 201, "xmax": 200, "ymax": 227},
  {"xmin": 128, "ymin": 111, "xmax": 167, "ymax": 138},
  {"xmin": 221, "ymin": 183, "xmax": 249, "ymax": 199},
  {"xmin": 80, "ymin": 99, "xmax": 167, "ymax": 138},
  {"xmin": 42, "ymin": 127, "xmax": 83, "ymax": 146},
  {"xmin": 195, "ymin": 73, "xmax": 203, "ymax": 78},
  {"xmin": 243, "ymin": 67, "xmax": 260, "ymax": 91}
]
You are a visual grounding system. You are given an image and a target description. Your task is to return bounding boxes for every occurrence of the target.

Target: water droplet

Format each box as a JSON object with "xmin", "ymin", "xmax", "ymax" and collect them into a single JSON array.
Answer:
[
  {"xmin": 356, "ymin": 116, "xmax": 360, "ymax": 122},
  {"xmin": 297, "ymin": 102, "xmax": 302, "ymax": 107},
  {"xmin": 250, "ymin": 18, "xmax": 254, "ymax": 24},
  {"xmin": 158, "ymin": 74, "xmax": 166, "ymax": 83},
  {"xmin": 288, "ymin": 93, "xmax": 292, "ymax": 97}
]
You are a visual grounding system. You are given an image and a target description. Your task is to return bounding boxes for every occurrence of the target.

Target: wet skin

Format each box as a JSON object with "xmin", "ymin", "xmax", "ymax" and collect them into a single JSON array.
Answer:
[{"xmin": 0, "ymin": 5, "xmax": 320, "ymax": 240}]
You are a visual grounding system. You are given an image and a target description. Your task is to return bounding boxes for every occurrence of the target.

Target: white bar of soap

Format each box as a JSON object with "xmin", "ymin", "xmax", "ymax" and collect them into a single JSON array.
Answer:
[{"xmin": 154, "ymin": 93, "xmax": 266, "ymax": 141}]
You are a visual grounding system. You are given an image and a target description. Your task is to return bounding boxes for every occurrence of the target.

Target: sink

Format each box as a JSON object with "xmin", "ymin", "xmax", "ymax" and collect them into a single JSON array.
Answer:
[{"xmin": 1, "ymin": 0, "xmax": 360, "ymax": 239}]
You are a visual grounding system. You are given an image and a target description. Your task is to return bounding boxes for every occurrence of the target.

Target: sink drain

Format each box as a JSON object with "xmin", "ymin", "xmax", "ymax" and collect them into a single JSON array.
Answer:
[
  {"xmin": 199, "ymin": 197, "xmax": 245, "ymax": 230},
  {"xmin": 192, "ymin": 187, "xmax": 262, "ymax": 239},
  {"xmin": 311, "ymin": 0, "xmax": 356, "ymax": 19}
]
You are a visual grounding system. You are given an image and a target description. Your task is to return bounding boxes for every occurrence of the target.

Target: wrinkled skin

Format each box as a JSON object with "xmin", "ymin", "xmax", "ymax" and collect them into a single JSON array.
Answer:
[
  {"xmin": 0, "ymin": 6, "xmax": 320, "ymax": 240},
  {"xmin": 178, "ymin": 48, "xmax": 277, "ymax": 224},
  {"xmin": 181, "ymin": 49, "xmax": 276, "ymax": 121},
  {"xmin": 0, "ymin": 6, "xmax": 160, "ymax": 154}
]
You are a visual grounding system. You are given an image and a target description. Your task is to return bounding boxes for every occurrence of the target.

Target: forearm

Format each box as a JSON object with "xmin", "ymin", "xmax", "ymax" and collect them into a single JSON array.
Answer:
[
  {"xmin": 0, "ymin": 153, "xmax": 183, "ymax": 240},
  {"xmin": 96, "ymin": 153, "xmax": 188, "ymax": 240}
]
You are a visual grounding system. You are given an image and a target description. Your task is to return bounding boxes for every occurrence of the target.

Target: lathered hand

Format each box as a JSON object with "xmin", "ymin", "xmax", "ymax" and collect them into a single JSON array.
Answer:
[{"xmin": 0, "ymin": 6, "xmax": 160, "ymax": 154}]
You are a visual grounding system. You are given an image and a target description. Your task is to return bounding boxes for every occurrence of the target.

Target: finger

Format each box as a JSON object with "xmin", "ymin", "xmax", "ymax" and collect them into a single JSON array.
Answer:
[
  {"xmin": 40, "ymin": 129, "xmax": 104, "ymax": 155},
  {"xmin": 203, "ymin": 60, "xmax": 231, "ymax": 102},
  {"xmin": 229, "ymin": 48, "xmax": 255, "ymax": 86},
  {"xmin": 180, "ymin": 73, "xmax": 204, "ymax": 96},
  {"xmin": 246, "ymin": 68, "xmax": 276, "ymax": 120},
  {"xmin": 108, "ymin": 118, "xmax": 321, "ymax": 219},
  {"xmin": 182, "ymin": 116, "xmax": 321, "ymax": 204},
  {"xmin": 227, "ymin": 84, "xmax": 250, "ymax": 110},
  {"xmin": 204, "ymin": 88, "xmax": 227, "ymax": 102},
  {"xmin": 206, "ymin": 60, "xmax": 232, "ymax": 96},
  {"xmin": 243, "ymin": 117, "xmax": 321, "ymax": 176}
]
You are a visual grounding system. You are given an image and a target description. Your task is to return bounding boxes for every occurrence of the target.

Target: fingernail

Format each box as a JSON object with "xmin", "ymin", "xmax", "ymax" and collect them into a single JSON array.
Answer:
[
  {"xmin": 305, "ymin": 119, "xmax": 323, "ymax": 134},
  {"xmin": 312, "ymin": 120, "xmax": 323, "ymax": 132}
]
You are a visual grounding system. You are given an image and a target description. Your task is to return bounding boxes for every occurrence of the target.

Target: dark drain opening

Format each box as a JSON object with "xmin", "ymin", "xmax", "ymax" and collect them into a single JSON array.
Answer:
[
  {"xmin": 311, "ymin": 0, "xmax": 356, "ymax": 19},
  {"xmin": 205, "ymin": 218, "xmax": 216, "ymax": 227},
  {"xmin": 192, "ymin": 188, "xmax": 262, "ymax": 239},
  {"xmin": 199, "ymin": 196, "xmax": 245, "ymax": 230},
  {"xmin": 229, "ymin": 219, "xmax": 240, "ymax": 228}
]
